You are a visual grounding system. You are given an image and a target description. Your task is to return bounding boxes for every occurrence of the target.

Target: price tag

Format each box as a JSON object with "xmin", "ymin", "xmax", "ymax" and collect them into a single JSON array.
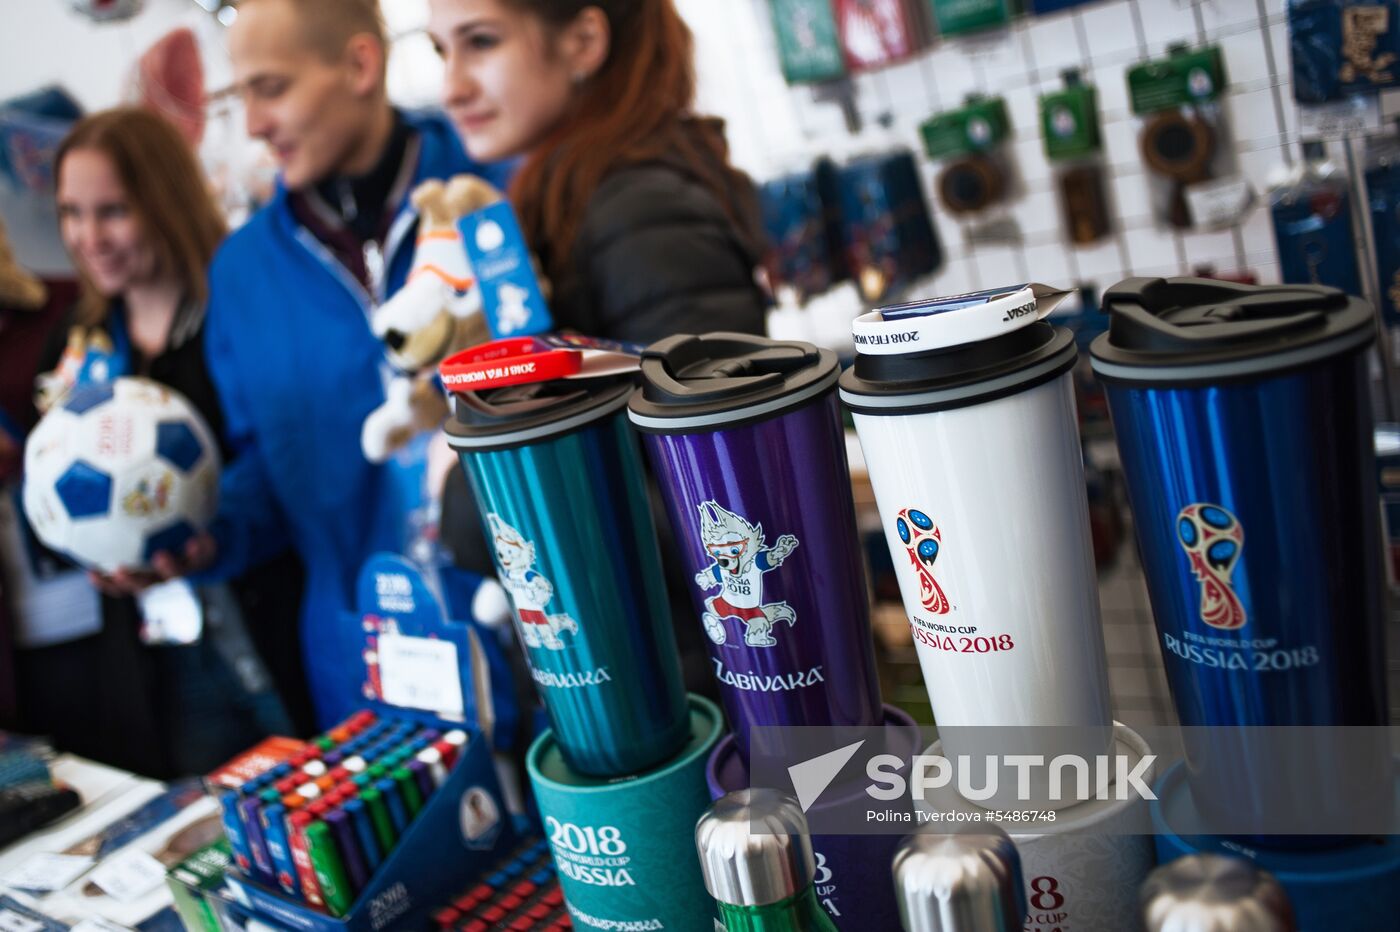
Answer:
[
  {"xmin": 1298, "ymin": 95, "xmax": 1383, "ymax": 140},
  {"xmin": 377, "ymin": 633, "xmax": 465, "ymax": 717},
  {"xmin": 459, "ymin": 202, "xmax": 554, "ymax": 338},
  {"xmin": 135, "ymin": 579, "xmax": 203, "ymax": 645},
  {"xmin": 88, "ymin": 849, "xmax": 167, "ymax": 903},
  {"xmin": 0, "ymin": 911, "xmax": 43, "ymax": 932},
  {"xmin": 2, "ymin": 852, "xmax": 94, "ymax": 892},
  {"xmin": 1185, "ymin": 176, "xmax": 1255, "ymax": 229}
]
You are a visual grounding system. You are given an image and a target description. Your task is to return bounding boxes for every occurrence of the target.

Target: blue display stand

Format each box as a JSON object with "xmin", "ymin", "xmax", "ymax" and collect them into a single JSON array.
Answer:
[
  {"xmin": 222, "ymin": 719, "xmax": 514, "ymax": 932},
  {"xmin": 213, "ymin": 554, "xmax": 519, "ymax": 930}
]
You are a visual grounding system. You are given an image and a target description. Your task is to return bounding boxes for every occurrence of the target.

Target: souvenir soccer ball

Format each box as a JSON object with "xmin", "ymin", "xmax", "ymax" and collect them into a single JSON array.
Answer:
[{"xmin": 22, "ymin": 377, "xmax": 220, "ymax": 572}]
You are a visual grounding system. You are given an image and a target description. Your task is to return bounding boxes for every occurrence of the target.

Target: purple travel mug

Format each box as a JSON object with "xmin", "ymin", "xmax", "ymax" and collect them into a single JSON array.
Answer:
[{"xmin": 628, "ymin": 333, "xmax": 882, "ymax": 760}]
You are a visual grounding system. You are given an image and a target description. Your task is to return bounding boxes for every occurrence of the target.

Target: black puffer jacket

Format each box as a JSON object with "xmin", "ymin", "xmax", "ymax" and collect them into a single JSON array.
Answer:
[{"xmin": 546, "ymin": 160, "xmax": 767, "ymax": 343}]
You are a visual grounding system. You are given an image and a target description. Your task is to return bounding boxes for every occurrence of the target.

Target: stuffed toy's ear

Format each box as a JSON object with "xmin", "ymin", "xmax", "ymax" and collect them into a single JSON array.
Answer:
[
  {"xmin": 410, "ymin": 179, "xmax": 453, "ymax": 228},
  {"xmin": 445, "ymin": 175, "xmax": 502, "ymax": 218}
]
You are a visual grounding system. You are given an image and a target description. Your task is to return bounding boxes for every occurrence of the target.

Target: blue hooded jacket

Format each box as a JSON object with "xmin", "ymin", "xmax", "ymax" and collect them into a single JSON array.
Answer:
[{"xmin": 202, "ymin": 110, "xmax": 511, "ymax": 727}]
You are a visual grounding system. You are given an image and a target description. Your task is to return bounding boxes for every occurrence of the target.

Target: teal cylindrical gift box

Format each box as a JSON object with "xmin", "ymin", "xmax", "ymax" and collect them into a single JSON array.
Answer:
[{"xmin": 527, "ymin": 694, "xmax": 723, "ymax": 932}]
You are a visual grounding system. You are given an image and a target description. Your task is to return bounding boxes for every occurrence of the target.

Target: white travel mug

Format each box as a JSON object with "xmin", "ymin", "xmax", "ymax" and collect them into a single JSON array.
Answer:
[{"xmin": 839, "ymin": 284, "xmax": 1114, "ymax": 809}]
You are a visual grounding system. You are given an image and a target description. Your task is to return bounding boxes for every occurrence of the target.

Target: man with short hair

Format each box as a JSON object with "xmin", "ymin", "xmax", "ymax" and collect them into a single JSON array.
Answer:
[{"xmin": 179, "ymin": 0, "xmax": 509, "ymax": 726}]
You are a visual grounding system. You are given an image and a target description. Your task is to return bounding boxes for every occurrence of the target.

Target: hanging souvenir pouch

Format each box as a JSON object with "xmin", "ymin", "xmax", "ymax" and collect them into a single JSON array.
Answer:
[
  {"xmin": 833, "ymin": 0, "xmax": 926, "ymax": 72},
  {"xmin": 836, "ymin": 151, "xmax": 941, "ymax": 304},
  {"xmin": 1367, "ymin": 142, "xmax": 1400, "ymax": 326},
  {"xmin": 1270, "ymin": 158, "xmax": 1364, "ymax": 296},
  {"xmin": 759, "ymin": 169, "xmax": 841, "ymax": 303},
  {"xmin": 768, "ymin": 0, "xmax": 847, "ymax": 84},
  {"xmin": 1290, "ymin": 0, "xmax": 1400, "ymax": 103}
]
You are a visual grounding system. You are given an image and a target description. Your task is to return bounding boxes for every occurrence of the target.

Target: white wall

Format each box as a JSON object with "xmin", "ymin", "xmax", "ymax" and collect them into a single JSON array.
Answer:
[
  {"xmin": 679, "ymin": 0, "xmax": 1320, "ymax": 334},
  {"xmin": 0, "ymin": 0, "xmax": 228, "ymax": 274},
  {"xmin": 0, "ymin": 0, "xmax": 225, "ymax": 108}
]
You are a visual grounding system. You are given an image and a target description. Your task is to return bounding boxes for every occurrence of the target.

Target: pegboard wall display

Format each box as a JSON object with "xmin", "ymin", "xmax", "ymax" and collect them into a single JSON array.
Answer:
[{"xmin": 736, "ymin": 0, "xmax": 1395, "ymax": 322}]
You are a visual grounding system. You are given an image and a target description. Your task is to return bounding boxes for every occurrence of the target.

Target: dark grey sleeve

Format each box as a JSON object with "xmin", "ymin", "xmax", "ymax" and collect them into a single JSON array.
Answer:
[{"xmin": 578, "ymin": 166, "xmax": 767, "ymax": 345}]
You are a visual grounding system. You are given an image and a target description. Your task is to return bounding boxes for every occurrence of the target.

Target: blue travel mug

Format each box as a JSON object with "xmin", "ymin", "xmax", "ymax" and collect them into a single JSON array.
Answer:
[
  {"xmin": 1091, "ymin": 278, "xmax": 1390, "ymax": 840},
  {"xmin": 446, "ymin": 375, "xmax": 690, "ymax": 777}
]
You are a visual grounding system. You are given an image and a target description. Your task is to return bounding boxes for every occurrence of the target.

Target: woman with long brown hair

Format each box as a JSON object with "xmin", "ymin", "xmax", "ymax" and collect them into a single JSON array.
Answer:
[
  {"xmin": 427, "ymin": 0, "xmax": 768, "ymax": 702},
  {"xmin": 425, "ymin": 0, "xmax": 767, "ymax": 342},
  {"xmin": 15, "ymin": 108, "xmax": 308, "ymax": 777}
]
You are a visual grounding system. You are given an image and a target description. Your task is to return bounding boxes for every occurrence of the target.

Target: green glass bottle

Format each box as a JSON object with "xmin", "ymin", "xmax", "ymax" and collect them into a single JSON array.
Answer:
[
  {"xmin": 715, "ymin": 887, "xmax": 838, "ymax": 932},
  {"xmin": 695, "ymin": 789, "xmax": 839, "ymax": 932}
]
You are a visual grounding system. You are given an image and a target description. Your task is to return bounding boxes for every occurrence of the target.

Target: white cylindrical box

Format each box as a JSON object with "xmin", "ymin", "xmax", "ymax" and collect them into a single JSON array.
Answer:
[{"xmin": 913, "ymin": 721, "xmax": 1157, "ymax": 932}]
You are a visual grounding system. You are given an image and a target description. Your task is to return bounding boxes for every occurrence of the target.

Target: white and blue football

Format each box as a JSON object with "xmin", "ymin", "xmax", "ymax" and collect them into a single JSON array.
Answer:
[{"xmin": 22, "ymin": 377, "xmax": 220, "ymax": 572}]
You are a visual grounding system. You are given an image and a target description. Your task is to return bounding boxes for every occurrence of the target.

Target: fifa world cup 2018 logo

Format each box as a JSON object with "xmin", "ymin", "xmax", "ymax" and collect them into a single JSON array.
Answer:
[
  {"xmin": 895, "ymin": 507, "xmax": 950, "ymax": 615},
  {"xmin": 1176, "ymin": 503, "xmax": 1246, "ymax": 630}
]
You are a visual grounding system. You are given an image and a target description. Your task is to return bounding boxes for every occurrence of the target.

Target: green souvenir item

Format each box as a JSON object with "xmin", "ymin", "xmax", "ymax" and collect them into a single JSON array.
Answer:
[
  {"xmin": 1040, "ymin": 70, "xmax": 1102, "ymax": 161},
  {"xmin": 770, "ymin": 0, "xmax": 847, "ymax": 84},
  {"xmin": 1128, "ymin": 43, "xmax": 1228, "ymax": 115},
  {"xmin": 920, "ymin": 95, "xmax": 1011, "ymax": 160},
  {"xmin": 930, "ymin": 0, "xmax": 1018, "ymax": 37}
]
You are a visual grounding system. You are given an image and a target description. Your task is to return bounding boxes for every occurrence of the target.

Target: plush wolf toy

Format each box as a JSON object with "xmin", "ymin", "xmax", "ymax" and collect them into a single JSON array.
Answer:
[{"xmin": 360, "ymin": 174, "xmax": 501, "ymax": 463}]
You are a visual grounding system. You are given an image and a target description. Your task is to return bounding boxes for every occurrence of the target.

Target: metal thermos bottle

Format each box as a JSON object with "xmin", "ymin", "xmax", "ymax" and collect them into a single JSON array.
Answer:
[
  {"xmin": 892, "ymin": 825, "xmax": 1027, "ymax": 932},
  {"xmin": 1140, "ymin": 855, "xmax": 1296, "ymax": 932},
  {"xmin": 695, "ymin": 788, "xmax": 839, "ymax": 932}
]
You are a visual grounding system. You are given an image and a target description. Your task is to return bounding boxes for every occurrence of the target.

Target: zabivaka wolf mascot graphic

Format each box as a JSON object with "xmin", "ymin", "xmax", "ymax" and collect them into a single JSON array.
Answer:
[
  {"xmin": 488, "ymin": 514, "xmax": 579, "ymax": 651},
  {"xmin": 693, "ymin": 502, "xmax": 799, "ymax": 647}
]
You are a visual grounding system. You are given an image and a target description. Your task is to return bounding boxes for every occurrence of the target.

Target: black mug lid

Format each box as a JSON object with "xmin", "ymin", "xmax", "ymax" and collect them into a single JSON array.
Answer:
[
  {"xmin": 445, "ymin": 375, "xmax": 634, "ymax": 451},
  {"xmin": 627, "ymin": 332, "xmax": 839, "ymax": 433},
  {"xmin": 838, "ymin": 321, "xmax": 1077, "ymax": 415},
  {"xmin": 839, "ymin": 283, "xmax": 1079, "ymax": 414},
  {"xmin": 1089, "ymin": 277, "xmax": 1375, "ymax": 384}
]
